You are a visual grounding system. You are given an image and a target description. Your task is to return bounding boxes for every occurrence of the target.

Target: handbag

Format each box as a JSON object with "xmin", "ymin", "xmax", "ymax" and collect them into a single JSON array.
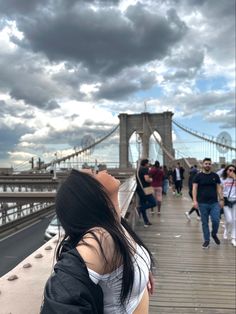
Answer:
[
  {"xmin": 143, "ymin": 186, "xmax": 154, "ymax": 195},
  {"xmin": 136, "ymin": 165, "xmax": 154, "ymax": 195},
  {"xmin": 224, "ymin": 197, "xmax": 236, "ymax": 208},
  {"xmin": 224, "ymin": 179, "xmax": 236, "ymax": 208}
]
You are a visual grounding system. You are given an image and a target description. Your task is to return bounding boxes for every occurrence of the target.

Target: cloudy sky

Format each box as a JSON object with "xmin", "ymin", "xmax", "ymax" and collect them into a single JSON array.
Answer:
[{"xmin": 0, "ymin": 0, "xmax": 235, "ymax": 169}]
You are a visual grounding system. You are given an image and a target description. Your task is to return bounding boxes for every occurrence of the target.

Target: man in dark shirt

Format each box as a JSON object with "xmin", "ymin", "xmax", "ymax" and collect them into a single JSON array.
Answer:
[
  {"xmin": 136, "ymin": 159, "xmax": 156, "ymax": 227},
  {"xmin": 192, "ymin": 158, "xmax": 224, "ymax": 249}
]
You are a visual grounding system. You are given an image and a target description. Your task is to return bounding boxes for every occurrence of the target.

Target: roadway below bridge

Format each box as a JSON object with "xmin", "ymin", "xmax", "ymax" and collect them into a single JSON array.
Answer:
[{"xmin": 0, "ymin": 214, "xmax": 54, "ymax": 277}]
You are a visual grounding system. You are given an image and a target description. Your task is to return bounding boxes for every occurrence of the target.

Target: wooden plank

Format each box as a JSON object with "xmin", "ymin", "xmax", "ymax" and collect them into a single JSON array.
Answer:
[{"xmin": 134, "ymin": 189, "xmax": 236, "ymax": 313}]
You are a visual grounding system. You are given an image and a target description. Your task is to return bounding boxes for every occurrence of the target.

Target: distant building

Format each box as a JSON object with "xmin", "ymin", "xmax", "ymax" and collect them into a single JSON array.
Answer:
[
  {"xmin": 219, "ymin": 157, "xmax": 226, "ymax": 164},
  {"xmin": 0, "ymin": 167, "xmax": 13, "ymax": 175}
]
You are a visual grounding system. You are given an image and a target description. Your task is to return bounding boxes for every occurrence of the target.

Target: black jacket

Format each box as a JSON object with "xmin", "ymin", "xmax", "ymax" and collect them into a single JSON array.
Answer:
[
  {"xmin": 172, "ymin": 167, "xmax": 185, "ymax": 182},
  {"xmin": 40, "ymin": 247, "xmax": 104, "ymax": 314}
]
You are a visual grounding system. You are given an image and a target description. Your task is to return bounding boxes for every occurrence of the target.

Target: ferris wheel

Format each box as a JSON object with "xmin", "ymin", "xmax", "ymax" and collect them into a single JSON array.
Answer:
[{"xmin": 216, "ymin": 131, "xmax": 232, "ymax": 154}]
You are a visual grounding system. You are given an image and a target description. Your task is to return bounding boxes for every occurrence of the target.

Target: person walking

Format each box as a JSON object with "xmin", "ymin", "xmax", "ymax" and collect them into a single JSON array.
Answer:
[
  {"xmin": 192, "ymin": 158, "xmax": 223, "ymax": 249},
  {"xmin": 162, "ymin": 165, "xmax": 169, "ymax": 195},
  {"xmin": 41, "ymin": 169, "xmax": 155, "ymax": 313},
  {"xmin": 172, "ymin": 162, "xmax": 185, "ymax": 196},
  {"xmin": 149, "ymin": 161, "xmax": 164, "ymax": 214},
  {"xmin": 185, "ymin": 165, "xmax": 201, "ymax": 221},
  {"xmin": 167, "ymin": 166, "xmax": 175, "ymax": 195},
  {"xmin": 216, "ymin": 163, "xmax": 226, "ymax": 178},
  {"xmin": 136, "ymin": 159, "xmax": 156, "ymax": 227},
  {"xmin": 217, "ymin": 163, "xmax": 226, "ymax": 218},
  {"xmin": 221, "ymin": 164, "xmax": 236, "ymax": 246}
]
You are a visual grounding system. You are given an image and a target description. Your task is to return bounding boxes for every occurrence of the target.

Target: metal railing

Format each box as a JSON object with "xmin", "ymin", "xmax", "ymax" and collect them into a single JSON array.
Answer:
[{"xmin": 0, "ymin": 202, "xmax": 54, "ymax": 226}]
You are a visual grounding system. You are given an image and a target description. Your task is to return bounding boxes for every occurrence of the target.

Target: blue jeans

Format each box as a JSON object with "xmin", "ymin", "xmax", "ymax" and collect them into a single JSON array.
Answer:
[
  {"xmin": 198, "ymin": 202, "xmax": 220, "ymax": 241},
  {"xmin": 139, "ymin": 194, "xmax": 156, "ymax": 224},
  {"xmin": 163, "ymin": 179, "xmax": 169, "ymax": 194}
]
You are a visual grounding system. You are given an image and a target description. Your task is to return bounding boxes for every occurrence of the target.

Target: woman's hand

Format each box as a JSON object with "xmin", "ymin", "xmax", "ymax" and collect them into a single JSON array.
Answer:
[
  {"xmin": 193, "ymin": 200, "xmax": 198, "ymax": 209},
  {"xmin": 147, "ymin": 272, "xmax": 154, "ymax": 296},
  {"xmin": 219, "ymin": 199, "xmax": 224, "ymax": 208}
]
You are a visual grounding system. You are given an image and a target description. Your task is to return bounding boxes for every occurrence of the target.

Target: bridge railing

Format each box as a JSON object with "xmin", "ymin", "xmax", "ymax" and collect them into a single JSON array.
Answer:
[
  {"xmin": 0, "ymin": 176, "xmax": 138, "ymax": 314},
  {"xmin": 0, "ymin": 202, "xmax": 55, "ymax": 225}
]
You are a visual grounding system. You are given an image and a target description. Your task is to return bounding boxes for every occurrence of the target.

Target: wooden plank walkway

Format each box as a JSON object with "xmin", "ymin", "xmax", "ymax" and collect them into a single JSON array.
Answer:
[{"xmin": 135, "ymin": 189, "xmax": 236, "ymax": 314}]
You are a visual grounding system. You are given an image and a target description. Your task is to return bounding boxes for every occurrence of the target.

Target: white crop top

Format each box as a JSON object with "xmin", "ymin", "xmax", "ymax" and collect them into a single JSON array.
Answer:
[{"xmin": 87, "ymin": 244, "xmax": 151, "ymax": 314}]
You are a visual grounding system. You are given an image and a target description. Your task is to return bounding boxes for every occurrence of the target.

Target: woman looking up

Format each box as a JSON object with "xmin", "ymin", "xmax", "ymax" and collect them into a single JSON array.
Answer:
[{"xmin": 41, "ymin": 169, "xmax": 155, "ymax": 314}]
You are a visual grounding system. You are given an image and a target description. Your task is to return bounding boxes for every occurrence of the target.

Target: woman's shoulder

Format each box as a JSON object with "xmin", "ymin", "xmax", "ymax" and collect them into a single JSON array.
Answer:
[
  {"xmin": 76, "ymin": 227, "xmax": 115, "ymax": 274},
  {"xmin": 221, "ymin": 177, "xmax": 234, "ymax": 184}
]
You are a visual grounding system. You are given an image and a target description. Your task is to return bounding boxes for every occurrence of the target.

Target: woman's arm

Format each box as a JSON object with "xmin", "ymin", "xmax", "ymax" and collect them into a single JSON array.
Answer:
[
  {"xmin": 144, "ymin": 174, "xmax": 152, "ymax": 183},
  {"xmin": 192, "ymin": 183, "xmax": 198, "ymax": 209},
  {"xmin": 147, "ymin": 271, "xmax": 154, "ymax": 295}
]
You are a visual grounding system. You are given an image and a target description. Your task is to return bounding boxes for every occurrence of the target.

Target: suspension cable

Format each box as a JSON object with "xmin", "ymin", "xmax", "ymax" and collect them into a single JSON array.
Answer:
[
  {"xmin": 145, "ymin": 116, "xmax": 175, "ymax": 161},
  {"xmin": 173, "ymin": 120, "xmax": 236, "ymax": 152},
  {"xmin": 41, "ymin": 124, "xmax": 120, "ymax": 169}
]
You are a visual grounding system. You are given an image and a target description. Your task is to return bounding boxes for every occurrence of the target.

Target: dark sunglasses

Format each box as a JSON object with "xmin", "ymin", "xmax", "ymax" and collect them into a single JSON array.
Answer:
[
  {"xmin": 228, "ymin": 168, "xmax": 235, "ymax": 172},
  {"xmin": 204, "ymin": 163, "xmax": 211, "ymax": 165}
]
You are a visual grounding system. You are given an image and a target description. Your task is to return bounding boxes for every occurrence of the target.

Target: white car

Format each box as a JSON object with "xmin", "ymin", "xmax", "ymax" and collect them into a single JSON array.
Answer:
[{"xmin": 44, "ymin": 215, "xmax": 64, "ymax": 241}]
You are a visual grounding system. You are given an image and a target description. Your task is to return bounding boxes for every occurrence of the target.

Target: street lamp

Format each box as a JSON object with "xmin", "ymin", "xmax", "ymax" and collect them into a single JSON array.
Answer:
[{"xmin": 52, "ymin": 152, "xmax": 57, "ymax": 180}]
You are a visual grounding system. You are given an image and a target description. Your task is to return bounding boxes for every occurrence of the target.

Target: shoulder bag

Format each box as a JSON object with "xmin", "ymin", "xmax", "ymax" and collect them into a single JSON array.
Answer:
[
  {"xmin": 224, "ymin": 179, "xmax": 236, "ymax": 208},
  {"xmin": 136, "ymin": 166, "xmax": 154, "ymax": 195}
]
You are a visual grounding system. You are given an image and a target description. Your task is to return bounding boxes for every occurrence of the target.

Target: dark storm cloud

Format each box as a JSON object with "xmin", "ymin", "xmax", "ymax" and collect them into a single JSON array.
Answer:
[
  {"xmin": 163, "ymin": 47, "xmax": 205, "ymax": 81},
  {"xmin": 9, "ymin": 88, "xmax": 60, "ymax": 110},
  {"xmin": 178, "ymin": 91, "xmax": 235, "ymax": 116},
  {"xmin": 0, "ymin": 0, "xmax": 46, "ymax": 15},
  {"xmin": 12, "ymin": 3, "xmax": 187, "ymax": 75},
  {"xmin": 166, "ymin": 49, "xmax": 204, "ymax": 71},
  {"xmin": 0, "ymin": 0, "xmax": 118, "ymax": 16},
  {"xmin": 0, "ymin": 0, "xmax": 188, "ymax": 106},
  {"xmin": 0, "ymin": 50, "xmax": 61, "ymax": 110},
  {"xmin": 95, "ymin": 69, "xmax": 156, "ymax": 100},
  {"xmin": 0, "ymin": 123, "xmax": 34, "ymax": 159},
  {"xmin": 51, "ymin": 64, "xmax": 98, "ymax": 97},
  {"xmin": 169, "ymin": 0, "xmax": 235, "ymax": 63},
  {"xmin": 0, "ymin": 99, "xmax": 33, "ymax": 118}
]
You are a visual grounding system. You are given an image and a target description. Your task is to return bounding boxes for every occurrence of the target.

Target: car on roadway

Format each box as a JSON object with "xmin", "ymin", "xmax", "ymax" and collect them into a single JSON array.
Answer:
[{"xmin": 44, "ymin": 215, "xmax": 64, "ymax": 241}]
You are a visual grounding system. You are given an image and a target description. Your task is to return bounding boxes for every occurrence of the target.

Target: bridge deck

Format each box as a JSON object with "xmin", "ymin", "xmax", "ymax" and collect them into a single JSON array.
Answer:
[{"xmin": 135, "ymin": 190, "xmax": 236, "ymax": 314}]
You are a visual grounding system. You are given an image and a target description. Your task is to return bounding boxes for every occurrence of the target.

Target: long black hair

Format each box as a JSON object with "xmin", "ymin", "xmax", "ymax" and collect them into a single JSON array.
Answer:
[{"xmin": 55, "ymin": 169, "xmax": 154, "ymax": 305}]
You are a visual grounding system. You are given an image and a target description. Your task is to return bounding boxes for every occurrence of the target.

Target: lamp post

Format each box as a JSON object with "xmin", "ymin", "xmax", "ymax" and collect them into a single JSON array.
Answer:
[{"xmin": 52, "ymin": 152, "xmax": 57, "ymax": 180}]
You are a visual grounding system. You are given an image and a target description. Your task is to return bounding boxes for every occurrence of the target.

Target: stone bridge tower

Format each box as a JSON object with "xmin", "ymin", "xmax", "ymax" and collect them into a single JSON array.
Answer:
[{"xmin": 118, "ymin": 112, "xmax": 174, "ymax": 168}]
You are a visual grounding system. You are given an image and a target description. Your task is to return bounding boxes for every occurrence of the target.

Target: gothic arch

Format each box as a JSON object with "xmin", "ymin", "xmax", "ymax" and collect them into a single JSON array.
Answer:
[{"xmin": 119, "ymin": 112, "xmax": 174, "ymax": 168}]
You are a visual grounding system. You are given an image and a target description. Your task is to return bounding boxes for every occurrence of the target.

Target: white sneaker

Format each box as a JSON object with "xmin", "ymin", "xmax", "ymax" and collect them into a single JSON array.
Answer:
[
  {"xmin": 196, "ymin": 216, "xmax": 201, "ymax": 221},
  {"xmin": 231, "ymin": 239, "xmax": 236, "ymax": 247},
  {"xmin": 223, "ymin": 229, "xmax": 228, "ymax": 239},
  {"xmin": 185, "ymin": 212, "xmax": 191, "ymax": 221}
]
